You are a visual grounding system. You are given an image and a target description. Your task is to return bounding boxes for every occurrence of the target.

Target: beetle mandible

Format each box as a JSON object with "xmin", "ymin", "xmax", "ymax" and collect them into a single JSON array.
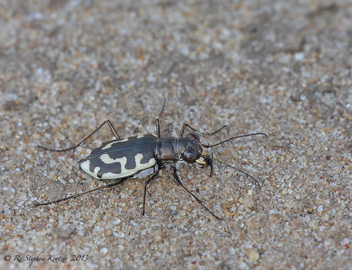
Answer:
[{"xmin": 35, "ymin": 102, "xmax": 267, "ymax": 220}]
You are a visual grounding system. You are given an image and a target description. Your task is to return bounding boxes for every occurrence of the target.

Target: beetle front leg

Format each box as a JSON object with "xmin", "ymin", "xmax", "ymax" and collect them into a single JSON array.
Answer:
[{"xmin": 171, "ymin": 166, "xmax": 222, "ymax": 220}]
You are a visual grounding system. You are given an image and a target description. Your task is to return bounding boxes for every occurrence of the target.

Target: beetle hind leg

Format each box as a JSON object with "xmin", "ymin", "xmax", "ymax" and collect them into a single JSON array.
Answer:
[
  {"xmin": 34, "ymin": 177, "xmax": 128, "ymax": 207},
  {"xmin": 37, "ymin": 120, "xmax": 121, "ymax": 152}
]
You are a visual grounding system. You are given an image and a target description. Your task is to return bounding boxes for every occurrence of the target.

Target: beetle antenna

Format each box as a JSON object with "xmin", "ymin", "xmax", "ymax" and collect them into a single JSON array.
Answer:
[
  {"xmin": 212, "ymin": 158, "xmax": 262, "ymax": 190},
  {"xmin": 202, "ymin": 132, "xmax": 267, "ymax": 148}
]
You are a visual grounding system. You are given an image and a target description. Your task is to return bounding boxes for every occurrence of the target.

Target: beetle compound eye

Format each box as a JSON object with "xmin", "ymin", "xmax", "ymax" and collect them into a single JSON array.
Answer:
[
  {"xmin": 182, "ymin": 142, "xmax": 202, "ymax": 163},
  {"xmin": 183, "ymin": 148, "xmax": 198, "ymax": 163}
]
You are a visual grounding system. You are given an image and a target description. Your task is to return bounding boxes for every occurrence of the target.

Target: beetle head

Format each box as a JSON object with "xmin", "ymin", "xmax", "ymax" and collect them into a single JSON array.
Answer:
[{"xmin": 180, "ymin": 133, "xmax": 202, "ymax": 163}]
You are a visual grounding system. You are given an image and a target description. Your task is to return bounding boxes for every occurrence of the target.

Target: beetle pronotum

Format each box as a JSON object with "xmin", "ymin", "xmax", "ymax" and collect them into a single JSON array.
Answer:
[{"xmin": 35, "ymin": 102, "xmax": 267, "ymax": 220}]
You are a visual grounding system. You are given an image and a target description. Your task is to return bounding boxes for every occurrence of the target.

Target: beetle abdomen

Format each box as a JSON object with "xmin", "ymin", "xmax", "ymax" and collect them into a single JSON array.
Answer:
[{"xmin": 80, "ymin": 134, "xmax": 157, "ymax": 180}]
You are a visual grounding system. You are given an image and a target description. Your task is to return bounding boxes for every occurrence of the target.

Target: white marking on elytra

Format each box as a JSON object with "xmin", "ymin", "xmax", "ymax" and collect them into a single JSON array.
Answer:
[
  {"xmin": 98, "ymin": 153, "xmax": 156, "ymax": 179},
  {"xmin": 100, "ymin": 154, "xmax": 127, "ymax": 165},
  {"xmin": 101, "ymin": 137, "xmax": 129, "ymax": 150},
  {"xmin": 91, "ymin": 166, "xmax": 101, "ymax": 178},
  {"xmin": 80, "ymin": 160, "xmax": 101, "ymax": 178},
  {"xmin": 80, "ymin": 160, "xmax": 91, "ymax": 175},
  {"xmin": 137, "ymin": 134, "xmax": 145, "ymax": 138}
]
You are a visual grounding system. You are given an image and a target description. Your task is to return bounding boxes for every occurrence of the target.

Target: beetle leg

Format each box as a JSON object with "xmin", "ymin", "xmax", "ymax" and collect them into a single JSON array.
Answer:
[
  {"xmin": 155, "ymin": 99, "xmax": 166, "ymax": 139},
  {"xmin": 155, "ymin": 119, "xmax": 161, "ymax": 139},
  {"xmin": 171, "ymin": 166, "xmax": 222, "ymax": 220},
  {"xmin": 34, "ymin": 177, "xmax": 128, "ymax": 206},
  {"xmin": 158, "ymin": 98, "xmax": 167, "ymax": 119},
  {"xmin": 142, "ymin": 171, "xmax": 160, "ymax": 216},
  {"xmin": 178, "ymin": 123, "xmax": 229, "ymax": 138},
  {"xmin": 37, "ymin": 120, "xmax": 121, "ymax": 152}
]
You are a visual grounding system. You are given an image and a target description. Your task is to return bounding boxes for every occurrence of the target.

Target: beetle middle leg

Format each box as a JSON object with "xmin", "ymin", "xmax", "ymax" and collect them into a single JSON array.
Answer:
[
  {"xmin": 171, "ymin": 166, "xmax": 222, "ymax": 220},
  {"xmin": 155, "ymin": 99, "xmax": 167, "ymax": 139},
  {"xmin": 37, "ymin": 120, "xmax": 121, "ymax": 152},
  {"xmin": 142, "ymin": 171, "xmax": 160, "ymax": 215}
]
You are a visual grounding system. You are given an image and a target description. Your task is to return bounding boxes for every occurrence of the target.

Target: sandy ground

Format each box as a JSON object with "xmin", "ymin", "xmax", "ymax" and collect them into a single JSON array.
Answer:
[{"xmin": 1, "ymin": 0, "xmax": 351, "ymax": 269}]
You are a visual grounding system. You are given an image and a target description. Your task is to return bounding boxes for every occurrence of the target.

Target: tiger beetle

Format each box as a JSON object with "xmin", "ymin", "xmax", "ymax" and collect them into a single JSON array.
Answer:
[{"xmin": 35, "ymin": 101, "xmax": 267, "ymax": 220}]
